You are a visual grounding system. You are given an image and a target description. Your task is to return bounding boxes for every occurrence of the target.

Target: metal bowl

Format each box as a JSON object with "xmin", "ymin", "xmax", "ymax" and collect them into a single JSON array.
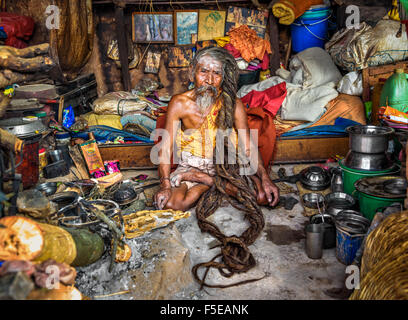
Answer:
[
  {"xmin": 35, "ymin": 182, "xmax": 58, "ymax": 196},
  {"xmin": 344, "ymin": 150, "xmax": 393, "ymax": 171},
  {"xmin": 346, "ymin": 125, "xmax": 394, "ymax": 154},
  {"xmin": 302, "ymin": 193, "xmax": 325, "ymax": 209},
  {"xmin": 325, "ymin": 192, "xmax": 355, "ymax": 209},
  {"xmin": 300, "ymin": 166, "xmax": 331, "ymax": 191},
  {"xmin": 113, "ymin": 186, "xmax": 138, "ymax": 206},
  {"xmin": 383, "ymin": 178, "xmax": 407, "ymax": 195}
]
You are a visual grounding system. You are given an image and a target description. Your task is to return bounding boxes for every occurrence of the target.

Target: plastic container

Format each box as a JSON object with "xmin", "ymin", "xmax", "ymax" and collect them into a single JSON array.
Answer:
[
  {"xmin": 380, "ymin": 68, "xmax": 408, "ymax": 112},
  {"xmin": 339, "ymin": 160, "xmax": 400, "ymax": 196},
  {"xmin": 15, "ymin": 134, "xmax": 41, "ymax": 189},
  {"xmin": 291, "ymin": 7, "xmax": 331, "ymax": 53},
  {"xmin": 355, "ymin": 191, "xmax": 405, "ymax": 221},
  {"xmin": 55, "ymin": 132, "xmax": 71, "ymax": 147}
]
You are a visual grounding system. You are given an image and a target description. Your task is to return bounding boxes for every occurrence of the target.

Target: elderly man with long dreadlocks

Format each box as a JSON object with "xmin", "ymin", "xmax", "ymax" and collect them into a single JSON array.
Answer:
[
  {"xmin": 153, "ymin": 46, "xmax": 280, "ymax": 288},
  {"xmin": 154, "ymin": 46, "xmax": 279, "ymax": 211}
]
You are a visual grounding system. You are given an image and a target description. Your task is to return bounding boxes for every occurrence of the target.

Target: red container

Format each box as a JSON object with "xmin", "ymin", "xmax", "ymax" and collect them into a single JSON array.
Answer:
[{"xmin": 15, "ymin": 134, "xmax": 41, "ymax": 189}]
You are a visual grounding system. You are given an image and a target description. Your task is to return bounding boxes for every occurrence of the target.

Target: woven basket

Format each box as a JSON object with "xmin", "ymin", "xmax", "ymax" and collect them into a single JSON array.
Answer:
[
  {"xmin": 360, "ymin": 210, "xmax": 408, "ymax": 277},
  {"xmin": 350, "ymin": 253, "xmax": 408, "ymax": 300}
]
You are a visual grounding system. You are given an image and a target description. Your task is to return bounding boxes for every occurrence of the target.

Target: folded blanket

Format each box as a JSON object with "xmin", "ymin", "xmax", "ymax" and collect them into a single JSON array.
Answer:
[{"xmin": 272, "ymin": 0, "xmax": 324, "ymax": 25}]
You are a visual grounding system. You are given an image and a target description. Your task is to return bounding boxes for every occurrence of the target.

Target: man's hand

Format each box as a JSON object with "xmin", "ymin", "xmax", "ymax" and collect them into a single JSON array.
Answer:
[
  {"xmin": 154, "ymin": 188, "xmax": 172, "ymax": 210},
  {"xmin": 261, "ymin": 175, "xmax": 280, "ymax": 207}
]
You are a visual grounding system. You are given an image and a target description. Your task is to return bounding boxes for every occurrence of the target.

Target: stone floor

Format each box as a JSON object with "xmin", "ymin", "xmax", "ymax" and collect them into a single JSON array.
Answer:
[{"xmin": 75, "ymin": 164, "xmax": 348, "ymax": 300}]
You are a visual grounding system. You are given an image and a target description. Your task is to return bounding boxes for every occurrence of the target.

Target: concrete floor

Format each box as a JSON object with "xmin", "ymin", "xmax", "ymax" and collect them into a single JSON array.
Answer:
[{"xmin": 119, "ymin": 164, "xmax": 348, "ymax": 300}]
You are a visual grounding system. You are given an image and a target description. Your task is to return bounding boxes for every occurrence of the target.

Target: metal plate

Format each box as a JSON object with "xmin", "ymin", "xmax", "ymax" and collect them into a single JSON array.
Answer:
[{"xmin": 354, "ymin": 176, "xmax": 407, "ymax": 199}]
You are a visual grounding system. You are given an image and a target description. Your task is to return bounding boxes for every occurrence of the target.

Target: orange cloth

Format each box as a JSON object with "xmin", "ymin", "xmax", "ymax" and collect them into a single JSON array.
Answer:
[
  {"xmin": 273, "ymin": 94, "xmax": 368, "ymax": 136},
  {"xmin": 309, "ymin": 94, "xmax": 367, "ymax": 127},
  {"xmin": 176, "ymin": 100, "xmax": 225, "ymax": 159},
  {"xmin": 227, "ymin": 25, "xmax": 272, "ymax": 62},
  {"xmin": 246, "ymin": 106, "xmax": 277, "ymax": 168}
]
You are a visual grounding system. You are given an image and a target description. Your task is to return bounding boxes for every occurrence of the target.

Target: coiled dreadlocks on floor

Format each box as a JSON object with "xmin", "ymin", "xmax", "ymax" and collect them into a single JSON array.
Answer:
[{"xmin": 191, "ymin": 47, "xmax": 267, "ymax": 289}]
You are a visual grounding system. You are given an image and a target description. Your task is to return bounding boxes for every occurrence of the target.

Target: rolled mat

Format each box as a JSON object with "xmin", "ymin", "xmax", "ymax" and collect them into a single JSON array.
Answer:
[{"xmin": 272, "ymin": 0, "xmax": 324, "ymax": 25}]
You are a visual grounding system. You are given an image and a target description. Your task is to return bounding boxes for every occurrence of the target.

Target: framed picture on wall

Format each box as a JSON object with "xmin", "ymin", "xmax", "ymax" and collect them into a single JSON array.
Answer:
[
  {"xmin": 168, "ymin": 46, "xmax": 194, "ymax": 68},
  {"xmin": 132, "ymin": 12, "xmax": 174, "ymax": 43},
  {"xmin": 225, "ymin": 6, "xmax": 269, "ymax": 38},
  {"xmin": 174, "ymin": 10, "xmax": 199, "ymax": 45},
  {"xmin": 198, "ymin": 9, "xmax": 227, "ymax": 41}
]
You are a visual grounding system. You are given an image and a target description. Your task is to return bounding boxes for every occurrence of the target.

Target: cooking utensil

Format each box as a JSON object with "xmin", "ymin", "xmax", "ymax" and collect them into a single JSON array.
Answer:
[
  {"xmin": 343, "ymin": 150, "xmax": 393, "ymax": 171},
  {"xmin": 383, "ymin": 178, "xmax": 407, "ymax": 195},
  {"xmin": 300, "ymin": 166, "xmax": 331, "ymax": 191},
  {"xmin": 346, "ymin": 125, "xmax": 394, "ymax": 154},
  {"xmin": 310, "ymin": 213, "xmax": 336, "ymax": 249},
  {"xmin": 325, "ymin": 192, "xmax": 355, "ymax": 208},
  {"xmin": 305, "ymin": 223, "xmax": 324, "ymax": 259},
  {"xmin": 49, "ymin": 150, "xmax": 64, "ymax": 163},
  {"xmin": 35, "ymin": 182, "xmax": 58, "ymax": 196},
  {"xmin": 302, "ymin": 193, "xmax": 325, "ymax": 209}
]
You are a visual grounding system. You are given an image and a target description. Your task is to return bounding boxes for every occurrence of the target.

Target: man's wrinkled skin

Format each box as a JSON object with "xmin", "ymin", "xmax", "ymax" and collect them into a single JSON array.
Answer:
[{"xmin": 154, "ymin": 54, "xmax": 279, "ymax": 212}]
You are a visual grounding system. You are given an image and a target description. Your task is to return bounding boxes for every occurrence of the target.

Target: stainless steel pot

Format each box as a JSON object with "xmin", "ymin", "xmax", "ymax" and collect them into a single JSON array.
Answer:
[
  {"xmin": 346, "ymin": 125, "xmax": 394, "ymax": 154},
  {"xmin": 343, "ymin": 150, "xmax": 393, "ymax": 171}
]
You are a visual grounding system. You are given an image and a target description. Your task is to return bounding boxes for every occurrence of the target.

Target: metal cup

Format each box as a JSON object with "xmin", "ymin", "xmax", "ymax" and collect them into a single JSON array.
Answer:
[
  {"xmin": 305, "ymin": 223, "xmax": 324, "ymax": 259},
  {"xmin": 49, "ymin": 150, "xmax": 63, "ymax": 163}
]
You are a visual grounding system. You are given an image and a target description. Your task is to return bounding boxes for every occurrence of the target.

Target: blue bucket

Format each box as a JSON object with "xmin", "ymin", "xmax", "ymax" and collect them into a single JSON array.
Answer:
[
  {"xmin": 335, "ymin": 228, "xmax": 365, "ymax": 265},
  {"xmin": 291, "ymin": 7, "xmax": 331, "ymax": 53}
]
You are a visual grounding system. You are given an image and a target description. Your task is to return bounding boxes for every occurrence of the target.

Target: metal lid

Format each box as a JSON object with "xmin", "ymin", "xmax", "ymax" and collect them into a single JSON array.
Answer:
[{"xmin": 0, "ymin": 117, "xmax": 46, "ymax": 138}]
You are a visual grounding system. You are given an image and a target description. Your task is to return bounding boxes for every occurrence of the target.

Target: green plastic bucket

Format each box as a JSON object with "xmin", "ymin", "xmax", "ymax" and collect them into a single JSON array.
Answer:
[
  {"xmin": 302, "ymin": 7, "xmax": 331, "ymax": 19},
  {"xmin": 355, "ymin": 191, "xmax": 405, "ymax": 221},
  {"xmin": 339, "ymin": 160, "xmax": 401, "ymax": 196}
]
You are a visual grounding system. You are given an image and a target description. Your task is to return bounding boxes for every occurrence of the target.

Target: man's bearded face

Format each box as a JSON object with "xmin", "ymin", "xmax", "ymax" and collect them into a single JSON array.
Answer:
[{"xmin": 194, "ymin": 56, "xmax": 223, "ymax": 114}]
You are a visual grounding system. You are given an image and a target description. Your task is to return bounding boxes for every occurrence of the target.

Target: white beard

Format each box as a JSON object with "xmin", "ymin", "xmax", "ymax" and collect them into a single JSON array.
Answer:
[{"xmin": 196, "ymin": 86, "xmax": 217, "ymax": 115}]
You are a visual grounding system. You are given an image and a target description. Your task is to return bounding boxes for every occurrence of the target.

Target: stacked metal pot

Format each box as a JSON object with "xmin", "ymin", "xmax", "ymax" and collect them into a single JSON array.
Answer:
[{"xmin": 344, "ymin": 125, "xmax": 395, "ymax": 171}]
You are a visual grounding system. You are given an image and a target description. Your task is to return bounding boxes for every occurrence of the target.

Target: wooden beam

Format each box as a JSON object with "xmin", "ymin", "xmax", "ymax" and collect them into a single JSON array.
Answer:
[
  {"xmin": 114, "ymin": 2, "xmax": 131, "ymax": 92},
  {"xmin": 268, "ymin": 12, "xmax": 281, "ymax": 75}
]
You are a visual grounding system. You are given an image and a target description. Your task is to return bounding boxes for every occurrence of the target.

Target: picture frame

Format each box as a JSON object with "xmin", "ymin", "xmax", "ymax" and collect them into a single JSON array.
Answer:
[
  {"xmin": 198, "ymin": 9, "xmax": 227, "ymax": 41},
  {"xmin": 132, "ymin": 12, "xmax": 174, "ymax": 43},
  {"xmin": 174, "ymin": 10, "xmax": 199, "ymax": 46},
  {"xmin": 225, "ymin": 6, "xmax": 269, "ymax": 38},
  {"xmin": 168, "ymin": 46, "xmax": 194, "ymax": 68}
]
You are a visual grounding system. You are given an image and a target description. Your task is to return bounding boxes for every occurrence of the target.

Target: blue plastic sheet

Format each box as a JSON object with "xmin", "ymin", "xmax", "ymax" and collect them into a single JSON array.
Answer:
[
  {"xmin": 281, "ymin": 117, "xmax": 362, "ymax": 137},
  {"xmin": 70, "ymin": 125, "xmax": 153, "ymax": 143}
]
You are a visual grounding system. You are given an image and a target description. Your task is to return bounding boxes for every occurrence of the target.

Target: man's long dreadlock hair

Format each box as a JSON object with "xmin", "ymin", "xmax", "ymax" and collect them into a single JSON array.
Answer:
[{"xmin": 191, "ymin": 47, "xmax": 267, "ymax": 289}]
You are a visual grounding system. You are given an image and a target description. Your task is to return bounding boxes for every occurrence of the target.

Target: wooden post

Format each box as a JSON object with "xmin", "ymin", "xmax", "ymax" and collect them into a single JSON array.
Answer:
[
  {"xmin": 268, "ymin": 12, "xmax": 281, "ymax": 75},
  {"xmin": 114, "ymin": 2, "xmax": 131, "ymax": 92}
]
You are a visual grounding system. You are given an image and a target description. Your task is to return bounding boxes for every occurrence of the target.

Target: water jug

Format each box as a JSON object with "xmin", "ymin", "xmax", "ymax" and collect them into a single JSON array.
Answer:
[{"xmin": 380, "ymin": 68, "xmax": 408, "ymax": 112}]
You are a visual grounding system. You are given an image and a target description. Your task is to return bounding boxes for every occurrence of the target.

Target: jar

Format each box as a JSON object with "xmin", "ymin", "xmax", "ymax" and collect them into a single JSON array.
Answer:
[{"xmin": 55, "ymin": 132, "xmax": 71, "ymax": 147}]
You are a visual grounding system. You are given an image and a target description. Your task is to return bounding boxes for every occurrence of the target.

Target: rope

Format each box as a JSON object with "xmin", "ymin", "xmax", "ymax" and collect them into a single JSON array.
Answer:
[{"xmin": 192, "ymin": 135, "xmax": 267, "ymax": 289}]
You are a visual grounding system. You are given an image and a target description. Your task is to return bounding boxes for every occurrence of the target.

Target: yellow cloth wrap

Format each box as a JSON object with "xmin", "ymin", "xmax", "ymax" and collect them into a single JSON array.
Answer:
[
  {"xmin": 214, "ymin": 36, "xmax": 230, "ymax": 47},
  {"xmin": 272, "ymin": 0, "xmax": 324, "ymax": 25}
]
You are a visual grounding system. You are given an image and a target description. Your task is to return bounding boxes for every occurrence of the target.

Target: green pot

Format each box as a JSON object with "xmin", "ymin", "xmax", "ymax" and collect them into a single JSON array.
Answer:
[
  {"xmin": 339, "ymin": 160, "xmax": 400, "ymax": 196},
  {"xmin": 356, "ymin": 191, "xmax": 405, "ymax": 221}
]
